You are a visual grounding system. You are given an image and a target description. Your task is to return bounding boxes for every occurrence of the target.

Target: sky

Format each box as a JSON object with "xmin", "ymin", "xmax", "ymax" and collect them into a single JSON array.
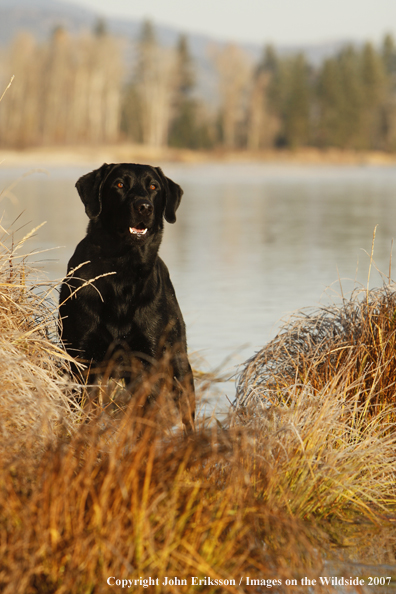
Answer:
[{"xmin": 59, "ymin": 0, "xmax": 396, "ymax": 45}]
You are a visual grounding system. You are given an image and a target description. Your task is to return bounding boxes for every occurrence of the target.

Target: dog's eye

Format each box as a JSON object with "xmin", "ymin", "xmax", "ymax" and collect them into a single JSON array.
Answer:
[
  {"xmin": 149, "ymin": 183, "xmax": 157, "ymax": 191},
  {"xmin": 116, "ymin": 182, "xmax": 124, "ymax": 189}
]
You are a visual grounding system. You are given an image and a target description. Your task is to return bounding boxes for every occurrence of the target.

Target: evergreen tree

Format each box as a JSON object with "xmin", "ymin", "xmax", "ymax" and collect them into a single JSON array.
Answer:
[
  {"xmin": 382, "ymin": 34, "xmax": 396, "ymax": 76},
  {"xmin": 261, "ymin": 44, "xmax": 278, "ymax": 75},
  {"xmin": 336, "ymin": 46, "xmax": 364, "ymax": 147},
  {"xmin": 262, "ymin": 45, "xmax": 282, "ymax": 116},
  {"xmin": 93, "ymin": 17, "xmax": 107, "ymax": 38},
  {"xmin": 120, "ymin": 81, "xmax": 142, "ymax": 142},
  {"xmin": 381, "ymin": 34, "xmax": 396, "ymax": 149},
  {"xmin": 175, "ymin": 34, "xmax": 195, "ymax": 95},
  {"xmin": 317, "ymin": 43, "xmax": 387, "ymax": 150},
  {"xmin": 317, "ymin": 56, "xmax": 344, "ymax": 147},
  {"xmin": 283, "ymin": 53, "xmax": 311, "ymax": 147},
  {"xmin": 317, "ymin": 46, "xmax": 364, "ymax": 148},
  {"xmin": 247, "ymin": 45, "xmax": 281, "ymax": 149},
  {"xmin": 169, "ymin": 34, "xmax": 199, "ymax": 148},
  {"xmin": 265, "ymin": 52, "xmax": 311, "ymax": 148},
  {"xmin": 360, "ymin": 41, "xmax": 386, "ymax": 148}
]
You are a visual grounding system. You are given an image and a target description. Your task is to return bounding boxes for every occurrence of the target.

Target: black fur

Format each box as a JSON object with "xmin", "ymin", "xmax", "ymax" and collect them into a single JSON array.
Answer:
[{"xmin": 59, "ymin": 163, "xmax": 195, "ymax": 430}]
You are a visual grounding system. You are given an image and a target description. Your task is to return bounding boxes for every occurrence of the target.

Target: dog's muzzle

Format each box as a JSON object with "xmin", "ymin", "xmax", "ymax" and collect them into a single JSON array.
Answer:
[{"xmin": 129, "ymin": 198, "xmax": 153, "ymax": 236}]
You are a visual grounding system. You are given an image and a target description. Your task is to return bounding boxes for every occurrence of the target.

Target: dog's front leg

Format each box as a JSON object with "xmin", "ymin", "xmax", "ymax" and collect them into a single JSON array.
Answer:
[{"xmin": 171, "ymin": 353, "xmax": 195, "ymax": 433}]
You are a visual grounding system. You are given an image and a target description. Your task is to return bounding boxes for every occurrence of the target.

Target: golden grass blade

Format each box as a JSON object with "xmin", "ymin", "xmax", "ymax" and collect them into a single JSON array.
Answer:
[{"xmin": 0, "ymin": 75, "xmax": 14, "ymax": 103}]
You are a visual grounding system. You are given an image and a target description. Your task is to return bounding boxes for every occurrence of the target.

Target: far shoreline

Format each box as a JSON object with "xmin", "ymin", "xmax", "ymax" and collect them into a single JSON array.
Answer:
[{"xmin": 1, "ymin": 144, "xmax": 396, "ymax": 168}]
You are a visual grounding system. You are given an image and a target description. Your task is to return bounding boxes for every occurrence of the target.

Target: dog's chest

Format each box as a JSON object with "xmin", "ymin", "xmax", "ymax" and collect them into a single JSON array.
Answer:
[{"xmin": 102, "ymin": 275, "xmax": 161, "ymax": 343}]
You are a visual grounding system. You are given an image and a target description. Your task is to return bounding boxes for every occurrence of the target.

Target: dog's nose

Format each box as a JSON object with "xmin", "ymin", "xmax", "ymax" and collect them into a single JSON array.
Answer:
[{"xmin": 134, "ymin": 199, "xmax": 153, "ymax": 216}]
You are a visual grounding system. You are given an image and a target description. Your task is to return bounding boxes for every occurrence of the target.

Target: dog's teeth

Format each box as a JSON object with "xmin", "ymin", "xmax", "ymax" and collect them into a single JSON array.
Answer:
[{"xmin": 129, "ymin": 227, "xmax": 148, "ymax": 235}]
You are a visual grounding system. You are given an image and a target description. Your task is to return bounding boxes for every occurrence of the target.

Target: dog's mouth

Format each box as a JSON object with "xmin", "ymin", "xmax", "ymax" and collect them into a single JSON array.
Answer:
[{"xmin": 129, "ymin": 223, "xmax": 148, "ymax": 236}]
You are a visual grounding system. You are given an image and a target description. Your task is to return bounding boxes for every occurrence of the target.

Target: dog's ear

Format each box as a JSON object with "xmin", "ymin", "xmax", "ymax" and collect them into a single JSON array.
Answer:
[
  {"xmin": 155, "ymin": 167, "xmax": 183, "ymax": 224},
  {"xmin": 75, "ymin": 163, "xmax": 115, "ymax": 219}
]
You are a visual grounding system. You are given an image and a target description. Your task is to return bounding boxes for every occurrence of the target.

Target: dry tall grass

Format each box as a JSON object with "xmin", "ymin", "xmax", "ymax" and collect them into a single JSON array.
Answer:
[
  {"xmin": 1, "ymin": 225, "xmax": 396, "ymax": 592},
  {"xmin": 0, "ymin": 222, "xmax": 81, "ymax": 462},
  {"xmin": 0, "ymin": 402, "xmax": 326, "ymax": 594},
  {"xmin": 235, "ymin": 284, "xmax": 396, "ymax": 418}
]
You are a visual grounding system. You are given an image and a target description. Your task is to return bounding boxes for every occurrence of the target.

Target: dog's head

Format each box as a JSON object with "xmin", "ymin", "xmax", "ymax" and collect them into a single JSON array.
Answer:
[{"xmin": 75, "ymin": 163, "xmax": 183, "ymax": 244}]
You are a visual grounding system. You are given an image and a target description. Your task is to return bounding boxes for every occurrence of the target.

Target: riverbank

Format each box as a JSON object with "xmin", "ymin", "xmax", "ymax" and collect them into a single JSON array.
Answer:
[
  {"xmin": 1, "ymin": 227, "xmax": 396, "ymax": 593},
  {"xmin": 1, "ymin": 144, "xmax": 396, "ymax": 167}
]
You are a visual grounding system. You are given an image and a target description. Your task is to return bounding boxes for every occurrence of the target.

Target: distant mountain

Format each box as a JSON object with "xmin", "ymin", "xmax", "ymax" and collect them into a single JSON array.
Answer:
[
  {"xmin": 0, "ymin": 0, "xmax": 96, "ymax": 44},
  {"xmin": 0, "ymin": 0, "xmax": 357, "ymax": 58},
  {"xmin": 0, "ymin": 0, "xmax": 356, "ymax": 103}
]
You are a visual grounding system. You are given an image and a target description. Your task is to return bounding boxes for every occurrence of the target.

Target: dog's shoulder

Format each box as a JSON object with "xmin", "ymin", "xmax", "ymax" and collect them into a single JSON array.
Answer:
[
  {"xmin": 155, "ymin": 256, "xmax": 174, "ymax": 288},
  {"xmin": 66, "ymin": 236, "xmax": 100, "ymax": 279},
  {"xmin": 155, "ymin": 256, "xmax": 184, "ymax": 315}
]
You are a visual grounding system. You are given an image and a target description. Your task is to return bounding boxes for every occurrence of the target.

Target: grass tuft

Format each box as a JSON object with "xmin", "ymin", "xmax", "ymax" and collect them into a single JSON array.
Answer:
[
  {"xmin": 0, "ymin": 223, "xmax": 82, "ymax": 463},
  {"xmin": 236, "ymin": 285, "xmax": 396, "ymax": 419}
]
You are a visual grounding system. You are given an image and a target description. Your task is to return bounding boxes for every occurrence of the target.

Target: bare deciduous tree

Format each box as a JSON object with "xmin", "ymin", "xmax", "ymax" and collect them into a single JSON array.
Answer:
[
  {"xmin": 215, "ymin": 44, "xmax": 251, "ymax": 148},
  {"xmin": 247, "ymin": 69, "xmax": 280, "ymax": 150},
  {"xmin": 0, "ymin": 29, "xmax": 123, "ymax": 147},
  {"xmin": 134, "ymin": 21, "xmax": 178, "ymax": 147}
]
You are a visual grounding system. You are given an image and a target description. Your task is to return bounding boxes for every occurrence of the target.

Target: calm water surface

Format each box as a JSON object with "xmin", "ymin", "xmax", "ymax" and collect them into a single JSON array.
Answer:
[{"xmin": 2, "ymin": 162, "xmax": 396, "ymax": 411}]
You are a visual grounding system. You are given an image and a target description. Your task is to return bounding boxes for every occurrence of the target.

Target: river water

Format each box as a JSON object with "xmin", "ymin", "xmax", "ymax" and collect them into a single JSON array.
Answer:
[{"xmin": 1, "ymin": 162, "xmax": 396, "ymax": 412}]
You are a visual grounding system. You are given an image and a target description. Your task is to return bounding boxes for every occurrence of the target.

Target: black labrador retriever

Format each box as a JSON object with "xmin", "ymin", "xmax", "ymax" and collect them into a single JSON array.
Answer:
[{"xmin": 59, "ymin": 163, "xmax": 195, "ymax": 430}]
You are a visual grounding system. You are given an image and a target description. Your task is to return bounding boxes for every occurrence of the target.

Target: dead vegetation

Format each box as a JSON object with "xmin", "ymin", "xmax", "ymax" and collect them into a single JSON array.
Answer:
[
  {"xmin": 235, "ymin": 284, "xmax": 396, "ymax": 418},
  {"xmin": 0, "ymin": 222, "xmax": 396, "ymax": 593},
  {"xmin": 0, "ymin": 222, "xmax": 82, "ymax": 462}
]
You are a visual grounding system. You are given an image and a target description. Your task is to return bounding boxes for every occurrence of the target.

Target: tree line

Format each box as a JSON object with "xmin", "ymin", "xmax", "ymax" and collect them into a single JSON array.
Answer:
[{"xmin": 0, "ymin": 20, "xmax": 396, "ymax": 151}]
